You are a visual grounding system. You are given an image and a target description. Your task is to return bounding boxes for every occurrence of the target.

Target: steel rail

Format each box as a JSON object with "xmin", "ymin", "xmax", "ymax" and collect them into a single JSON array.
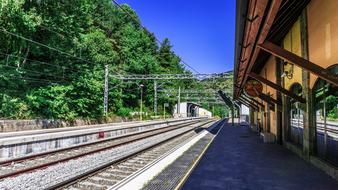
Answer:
[
  {"xmin": 0, "ymin": 119, "xmax": 208, "ymax": 180},
  {"xmin": 48, "ymin": 119, "xmax": 218, "ymax": 190}
]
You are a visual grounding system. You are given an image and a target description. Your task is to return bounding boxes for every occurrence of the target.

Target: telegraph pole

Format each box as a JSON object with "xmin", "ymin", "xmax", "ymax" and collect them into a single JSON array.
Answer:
[
  {"xmin": 140, "ymin": 84, "xmax": 144, "ymax": 121},
  {"xmin": 163, "ymin": 103, "xmax": 166, "ymax": 119},
  {"xmin": 177, "ymin": 86, "xmax": 181, "ymax": 117},
  {"xmin": 154, "ymin": 80, "xmax": 157, "ymax": 116},
  {"xmin": 103, "ymin": 65, "xmax": 109, "ymax": 115}
]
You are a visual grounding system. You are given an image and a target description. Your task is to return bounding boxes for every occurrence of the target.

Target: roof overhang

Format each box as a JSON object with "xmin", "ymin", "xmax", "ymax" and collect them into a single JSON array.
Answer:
[{"xmin": 233, "ymin": 0, "xmax": 311, "ymax": 99}]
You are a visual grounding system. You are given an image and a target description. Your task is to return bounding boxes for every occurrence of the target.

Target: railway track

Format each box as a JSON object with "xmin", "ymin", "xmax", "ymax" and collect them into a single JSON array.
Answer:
[
  {"xmin": 53, "ymin": 120, "xmax": 218, "ymax": 190},
  {"xmin": 0, "ymin": 119, "xmax": 215, "ymax": 190},
  {"xmin": 0, "ymin": 119, "xmax": 203, "ymax": 180}
]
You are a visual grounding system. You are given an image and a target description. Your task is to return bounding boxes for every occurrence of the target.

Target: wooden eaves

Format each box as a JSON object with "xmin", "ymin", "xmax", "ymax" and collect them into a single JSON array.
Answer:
[
  {"xmin": 241, "ymin": 95, "xmax": 264, "ymax": 108},
  {"xmin": 242, "ymin": 94, "xmax": 265, "ymax": 108},
  {"xmin": 235, "ymin": 0, "xmax": 283, "ymax": 98},
  {"xmin": 258, "ymin": 93, "xmax": 281, "ymax": 106},
  {"xmin": 248, "ymin": 72, "xmax": 306, "ymax": 103},
  {"xmin": 258, "ymin": 42, "xmax": 338, "ymax": 86},
  {"xmin": 238, "ymin": 97, "xmax": 259, "ymax": 110}
]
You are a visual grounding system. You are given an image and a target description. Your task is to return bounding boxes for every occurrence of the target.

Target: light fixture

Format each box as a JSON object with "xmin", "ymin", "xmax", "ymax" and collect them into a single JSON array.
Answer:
[{"xmin": 281, "ymin": 61, "xmax": 294, "ymax": 79}]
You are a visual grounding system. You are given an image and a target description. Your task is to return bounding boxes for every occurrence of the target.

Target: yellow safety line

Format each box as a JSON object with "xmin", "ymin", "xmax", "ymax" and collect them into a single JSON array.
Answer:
[{"xmin": 174, "ymin": 119, "xmax": 226, "ymax": 190}]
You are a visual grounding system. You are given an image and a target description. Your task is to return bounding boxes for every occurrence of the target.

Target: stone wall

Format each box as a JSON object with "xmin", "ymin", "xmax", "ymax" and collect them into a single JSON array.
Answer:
[{"xmin": 0, "ymin": 116, "xmax": 133, "ymax": 132}]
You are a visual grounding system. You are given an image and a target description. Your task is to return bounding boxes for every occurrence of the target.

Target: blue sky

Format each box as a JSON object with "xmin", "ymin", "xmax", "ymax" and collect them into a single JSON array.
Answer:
[{"xmin": 117, "ymin": 0, "xmax": 236, "ymax": 73}]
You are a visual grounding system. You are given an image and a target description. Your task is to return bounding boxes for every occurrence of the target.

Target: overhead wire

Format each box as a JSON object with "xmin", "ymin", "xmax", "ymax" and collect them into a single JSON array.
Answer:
[
  {"xmin": 0, "ymin": 52, "xmax": 111, "ymax": 82},
  {"xmin": 0, "ymin": 75, "xmax": 60, "ymax": 85},
  {"xmin": 38, "ymin": 24, "xmax": 72, "ymax": 39},
  {"xmin": 3, "ymin": 1, "xmax": 201, "ymax": 78},
  {"xmin": 0, "ymin": 64, "xmax": 68, "ymax": 80},
  {"xmin": 0, "ymin": 10, "xmax": 117, "ymax": 78},
  {"xmin": 2, "ymin": 10, "xmax": 120, "ymax": 77},
  {"xmin": 0, "ymin": 2, "xmax": 201, "ymax": 97},
  {"xmin": 0, "ymin": 53, "xmax": 108, "ymax": 86},
  {"xmin": 0, "ymin": 52, "xmax": 78, "ymax": 72},
  {"xmin": 0, "ymin": 27, "xmax": 93, "ymax": 65},
  {"xmin": 0, "ymin": 52, "xmax": 101, "ymax": 85}
]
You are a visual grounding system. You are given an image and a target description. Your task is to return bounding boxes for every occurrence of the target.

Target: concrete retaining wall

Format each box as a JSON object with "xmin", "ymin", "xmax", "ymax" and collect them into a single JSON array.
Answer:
[
  {"xmin": 0, "ymin": 123, "xmax": 164, "ymax": 160},
  {"xmin": 0, "ymin": 117, "xmax": 129, "ymax": 132}
]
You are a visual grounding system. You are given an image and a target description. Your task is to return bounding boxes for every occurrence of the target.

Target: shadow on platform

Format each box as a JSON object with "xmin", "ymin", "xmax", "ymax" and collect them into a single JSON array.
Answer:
[{"xmin": 182, "ymin": 122, "xmax": 338, "ymax": 190}]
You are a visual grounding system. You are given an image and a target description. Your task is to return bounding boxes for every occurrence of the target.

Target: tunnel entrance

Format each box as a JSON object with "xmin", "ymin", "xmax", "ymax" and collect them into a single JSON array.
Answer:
[{"xmin": 187, "ymin": 103, "xmax": 199, "ymax": 117}]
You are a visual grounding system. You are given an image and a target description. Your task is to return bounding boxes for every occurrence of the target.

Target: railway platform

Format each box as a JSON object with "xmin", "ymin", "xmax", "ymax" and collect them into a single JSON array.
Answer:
[{"xmin": 181, "ymin": 121, "xmax": 338, "ymax": 190}]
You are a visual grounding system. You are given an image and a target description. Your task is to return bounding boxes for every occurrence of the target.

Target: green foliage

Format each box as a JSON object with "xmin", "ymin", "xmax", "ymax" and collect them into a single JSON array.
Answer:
[
  {"xmin": 0, "ymin": 94, "xmax": 31, "ymax": 119},
  {"xmin": 213, "ymin": 106, "xmax": 229, "ymax": 118},
  {"xmin": 117, "ymin": 107, "xmax": 132, "ymax": 118},
  {"xmin": 70, "ymin": 73, "xmax": 104, "ymax": 119},
  {"xmin": 0, "ymin": 0, "xmax": 201, "ymax": 121},
  {"xmin": 27, "ymin": 85, "xmax": 77, "ymax": 121},
  {"xmin": 325, "ymin": 95, "xmax": 337, "ymax": 121},
  {"xmin": 78, "ymin": 29, "xmax": 117, "ymax": 67},
  {"xmin": 328, "ymin": 107, "xmax": 338, "ymax": 120}
]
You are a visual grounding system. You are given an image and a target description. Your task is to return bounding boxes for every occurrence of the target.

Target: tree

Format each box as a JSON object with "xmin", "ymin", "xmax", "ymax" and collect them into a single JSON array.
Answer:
[{"xmin": 0, "ymin": 0, "xmax": 227, "ymax": 121}]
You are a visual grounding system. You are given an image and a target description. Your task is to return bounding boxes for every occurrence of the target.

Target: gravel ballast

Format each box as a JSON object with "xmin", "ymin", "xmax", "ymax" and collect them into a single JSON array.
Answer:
[{"xmin": 0, "ymin": 124, "xmax": 203, "ymax": 190}]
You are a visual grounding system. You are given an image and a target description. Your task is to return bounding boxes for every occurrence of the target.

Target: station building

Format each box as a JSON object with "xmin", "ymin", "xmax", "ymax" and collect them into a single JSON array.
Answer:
[
  {"xmin": 234, "ymin": 0, "xmax": 338, "ymax": 179},
  {"xmin": 174, "ymin": 102, "xmax": 212, "ymax": 118}
]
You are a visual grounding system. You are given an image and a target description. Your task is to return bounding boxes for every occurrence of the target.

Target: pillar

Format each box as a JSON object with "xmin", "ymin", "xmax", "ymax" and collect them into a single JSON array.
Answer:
[
  {"xmin": 300, "ymin": 9, "xmax": 315, "ymax": 157},
  {"xmin": 275, "ymin": 57, "xmax": 283, "ymax": 144}
]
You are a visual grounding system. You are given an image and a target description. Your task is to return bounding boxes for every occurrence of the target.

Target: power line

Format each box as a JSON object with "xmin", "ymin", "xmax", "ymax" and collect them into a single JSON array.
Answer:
[
  {"xmin": 110, "ymin": 73, "xmax": 233, "ymax": 80},
  {"xmin": 111, "ymin": 0, "xmax": 200, "ymax": 74},
  {"xmin": 9, "ymin": 9, "xmax": 74, "ymax": 41},
  {"xmin": 0, "ymin": 27, "xmax": 92, "ymax": 65},
  {"xmin": 0, "ymin": 52, "xmax": 104, "ymax": 77},
  {"xmin": 39, "ymin": 24, "xmax": 71, "ymax": 39},
  {"xmin": 0, "ymin": 65, "xmax": 68, "ymax": 80},
  {"xmin": 0, "ymin": 75, "xmax": 60, "ymax": 85},
  {"xmin": 2, "ymin": 11, "xmax": 110, "ymax": 74},
  {"xmin": 180, "ymin": 60, "xmax": 200, "ymax": 74},
  {"xmin": 0, "ymin": 52, "xmax": 74, "ymax": 71},
  {"xmin": 0, "ymin": 54, "xmax": 107, "ymax": 83}
]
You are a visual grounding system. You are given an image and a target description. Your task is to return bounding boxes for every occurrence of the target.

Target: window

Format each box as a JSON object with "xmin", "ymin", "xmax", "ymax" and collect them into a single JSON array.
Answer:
[
  {"xmin": 288, "ymin": 83, "xmax": 304, "ymax": 147},
  {"xmin": 314, "ymin": 65, "xmax": 338, "ymax": 166}
]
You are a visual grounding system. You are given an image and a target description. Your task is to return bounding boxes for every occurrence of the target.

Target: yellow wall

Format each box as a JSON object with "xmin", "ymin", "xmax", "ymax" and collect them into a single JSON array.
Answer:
[
  {"xmin": 252, "ymin": 109, "xmax": 257, "ymax": 125},
  {"xmin": 283, "ymin": 18, "xmax": 303, "ymax": 90},
  {"xmin": 256, "ymin": 17, "xmax": 304, "ymax": 136},
  {"xmin": 307, "ymin": 0, "xmax": 338, "ymax": 88},
  {"xmin": 248, "ymin": 0, "xmax": 338, "ymax": 140},
  {"xmin": 259, "ymin": 56, "xmax": 277, "ymax": 135}
]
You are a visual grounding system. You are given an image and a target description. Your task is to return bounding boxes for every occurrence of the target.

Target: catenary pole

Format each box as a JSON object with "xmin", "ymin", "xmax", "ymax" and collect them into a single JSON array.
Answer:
[
  {"xmin": 154, "ymin": 80, "xmax": 158, "ymax": 116},
  {"xmin": 103, "ymin": 65, "xmax": 109, "ymax": 115}
]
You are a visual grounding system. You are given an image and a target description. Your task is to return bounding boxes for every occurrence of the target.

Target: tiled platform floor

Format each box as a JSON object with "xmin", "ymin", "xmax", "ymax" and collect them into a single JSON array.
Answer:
[{"xmin": 182, "ymin": 122, "xmax": 338, "ymax": 190}]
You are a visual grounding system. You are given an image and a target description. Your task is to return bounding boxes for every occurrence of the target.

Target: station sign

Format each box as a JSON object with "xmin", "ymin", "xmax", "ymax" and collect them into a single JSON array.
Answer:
[{"xmin": 244, "ymin": 79, "xmax": 263, "ymax": 97}]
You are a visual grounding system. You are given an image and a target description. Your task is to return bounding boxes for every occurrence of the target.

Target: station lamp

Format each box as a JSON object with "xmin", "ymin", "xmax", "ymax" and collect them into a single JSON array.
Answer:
[{"xmin": 281, "ymin": 61, "xmax": 294, "ymax": 79}]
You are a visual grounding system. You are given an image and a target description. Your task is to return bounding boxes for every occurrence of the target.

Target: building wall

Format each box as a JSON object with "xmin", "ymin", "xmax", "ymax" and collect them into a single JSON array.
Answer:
[
  {"xmin": 259, "ymin": 56, "xmax": 277, "ymax": 135},
  {"xmin": 254, "ymin": 17, "xmax": 304, "ymax": 137},
  {"xmin": 241, "ymin": 104, "xmax": 249, "ymax": 115},
  {"xmin": 174, "ymin": 102, "xmax": 187, "ymax": 117},
  {"xmin": 242, "ymin": 0, "xmax": 338, "ymax": 178},
  {"xmin": 307, "ymin": 0, "xmax": 338, "ymax": 88},
  {"xmin": 198, "ymin": 108, "xmax": 212, "ymax": 117},
  {"xmin": 283, "ymin": 18, "xmax": 303, "ymax": 90}
]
